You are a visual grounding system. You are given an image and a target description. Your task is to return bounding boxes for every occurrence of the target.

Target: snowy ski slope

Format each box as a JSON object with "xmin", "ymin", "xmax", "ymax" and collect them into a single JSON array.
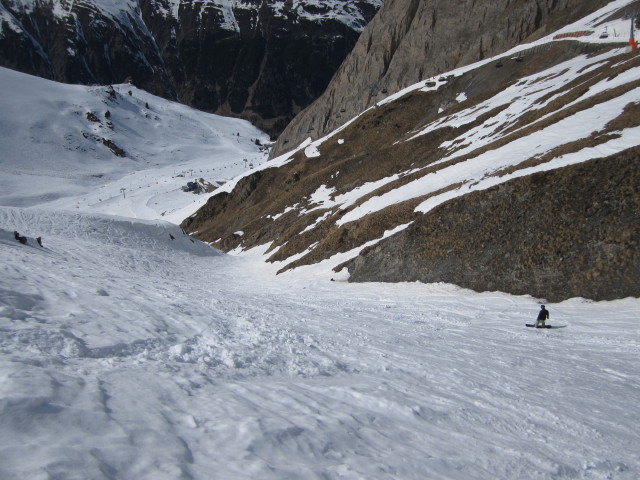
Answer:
[
  {"xmin": 0, "ymin": 206, "xmax": 639, "ymax": 479},
  {"xmin": 0, "ymin": 1, "xmax": 639, "ymax": 478},
  {"xmin": 0, "ymin": 66, "xmax": 269, "ymax": 222}
]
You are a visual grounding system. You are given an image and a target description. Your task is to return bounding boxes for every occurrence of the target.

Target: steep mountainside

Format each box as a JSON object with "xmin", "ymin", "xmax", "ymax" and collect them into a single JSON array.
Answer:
[
  {"xmin": 271, "ymin": 0, "xmax": 616, "ymax": 157},
  {"xmin": 0, "ymin": 0, "xmax": 381, "ymax": 137},
  {"xmin": 182, "ymin": 1, "xmax": 640, "ymax": 302}
]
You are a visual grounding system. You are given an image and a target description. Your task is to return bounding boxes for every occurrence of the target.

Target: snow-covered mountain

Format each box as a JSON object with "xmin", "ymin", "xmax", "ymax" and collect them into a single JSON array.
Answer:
[
  {"xmin": 146, "ymin": 0, "xmax": 382, "ymax": 32},
  {"xmin": 183, "ymin": 0, "xmax": 640, "ymax": 302},
  {"xmin": 0, "ymin": 65, "xmax": 269, "ymax": 222},
  {"xmin": 0, "ymin": 0, "xmax": 382, "ymax": 137}
]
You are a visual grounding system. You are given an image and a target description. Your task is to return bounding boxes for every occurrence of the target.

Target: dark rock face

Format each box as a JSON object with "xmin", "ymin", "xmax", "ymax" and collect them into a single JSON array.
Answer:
[
  {"xmin": 271, "ymin": 0, "xmax": 610, "ymax": 157},
  {"xmin": 346, "ymin": 149, "xmax": 640, "ymax": 302},
  {"xmin": 0, "ymin": 1, "xmax": 174, "ymax": 97},
  {"xmin": 0, "ymin": 0, "xmax": 381, "ymax": 138}
]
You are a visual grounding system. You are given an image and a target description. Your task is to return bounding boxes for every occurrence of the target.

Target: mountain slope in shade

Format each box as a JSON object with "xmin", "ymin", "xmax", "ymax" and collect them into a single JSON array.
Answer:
[{"xmin": 0, "ymin": 0, "xmax": 382, "ymax": 137}]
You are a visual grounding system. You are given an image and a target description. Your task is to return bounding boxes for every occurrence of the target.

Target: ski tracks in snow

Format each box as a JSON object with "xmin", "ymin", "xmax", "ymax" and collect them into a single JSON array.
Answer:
[{"xmin": 1, "ymin": 207, "xmax": 639, "ymax": 479}]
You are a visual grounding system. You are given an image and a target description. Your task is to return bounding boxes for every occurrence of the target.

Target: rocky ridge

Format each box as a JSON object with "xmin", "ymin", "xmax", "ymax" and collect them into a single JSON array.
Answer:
[{"xmin": 271, "ymin": 0, "xmax": 614, "ymax": 157}]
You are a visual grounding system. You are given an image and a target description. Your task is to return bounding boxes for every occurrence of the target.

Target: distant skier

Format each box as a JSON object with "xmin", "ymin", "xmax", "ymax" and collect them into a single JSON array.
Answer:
[
  {"xmin": 534, "ymin": 305, "xmax": 549, "ymax": 328},
  {"xmin": 13, "ymin": 231, "xmax": 27, "ymax": 244}
]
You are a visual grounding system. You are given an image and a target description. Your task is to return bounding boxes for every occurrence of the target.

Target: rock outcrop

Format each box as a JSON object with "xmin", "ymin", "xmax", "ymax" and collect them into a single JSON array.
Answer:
[
  {"xmin": 271, "ymin": 0, "xmax": 610, "ymax": 157},
  {"xmin": 345, "ymin": 149, "xmax": 640, "ymax": 302},
  {"xmin": 0, "ymin": 0, "xmax": 381, "ymax": 138}
]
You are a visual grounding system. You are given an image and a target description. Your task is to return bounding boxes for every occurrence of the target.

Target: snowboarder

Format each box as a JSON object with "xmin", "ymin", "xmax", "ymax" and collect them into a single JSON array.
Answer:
[
  {"xmin": 13, "ymin": 231, "xmax": 27, "ymax": 244},
  {"xmin": 534, "ymin": 305, "xmax": 549, "ymax": 328}
]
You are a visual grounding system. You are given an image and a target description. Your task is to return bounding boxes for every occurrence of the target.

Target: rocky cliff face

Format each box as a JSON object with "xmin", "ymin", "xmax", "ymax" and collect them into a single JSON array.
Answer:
[
  {"xmin": 0, "ymin": 0, "xmax": 381, "ymax": 138},
  {"xmin": 345, "ymin": 149, "xmax": 640, "ymax": 302},
  {"xmin": 271, "ymin": 0, "xmax": 610, "ymax": 157}
]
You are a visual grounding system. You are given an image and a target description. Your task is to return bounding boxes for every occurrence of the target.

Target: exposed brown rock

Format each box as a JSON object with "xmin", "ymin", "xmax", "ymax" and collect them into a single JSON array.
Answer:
[
  {"xmin": 271, "ymin": 0, "xmax": 611, "ymax": 157},
  {"xmin": 344, "ymin": 148, "xmax": 640, "ymax": 302},
  {"xmin": 182, "ymin": 40, "xmax": 639, "ymax": 301}
]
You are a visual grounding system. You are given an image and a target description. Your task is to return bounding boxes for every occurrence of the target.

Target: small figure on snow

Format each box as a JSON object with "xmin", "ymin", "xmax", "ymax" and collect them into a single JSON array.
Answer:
[
  {"xmin": 13, "ymin": 231, "xmax": 27, "ymax": 245},
  {"xmin": 534, "ymin": 305, "xmax": 549, "ymax": 328}
]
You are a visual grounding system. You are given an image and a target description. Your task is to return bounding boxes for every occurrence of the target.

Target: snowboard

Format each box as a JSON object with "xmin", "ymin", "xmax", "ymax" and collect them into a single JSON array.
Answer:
[{"xmin": 526, "ymin": 324, "xmax": 552, "ymax": 328}]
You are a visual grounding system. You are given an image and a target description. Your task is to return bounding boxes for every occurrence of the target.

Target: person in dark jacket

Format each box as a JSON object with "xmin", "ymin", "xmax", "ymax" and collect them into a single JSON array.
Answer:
[{"xmin": 534, "ymin": 305, "xmax": 549, "ymax": 327}]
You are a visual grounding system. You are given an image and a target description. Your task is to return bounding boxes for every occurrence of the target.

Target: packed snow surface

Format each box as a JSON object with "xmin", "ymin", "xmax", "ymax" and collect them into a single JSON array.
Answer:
[
  {"xmin": 1, "ymin": 207, "xmax": 639, "ymax": 480},
  {"xmin": 1, "ymin": 1, "xmax": 640, "ymax": 478}
]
